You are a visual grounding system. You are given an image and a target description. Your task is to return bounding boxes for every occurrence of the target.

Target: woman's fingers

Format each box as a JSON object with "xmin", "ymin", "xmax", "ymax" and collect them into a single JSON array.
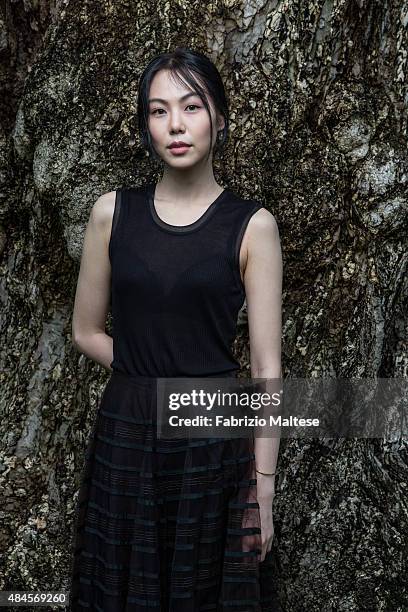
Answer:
[{"xmin": 258, "ymin": 501, "xmax": 274, "ymax": 561}]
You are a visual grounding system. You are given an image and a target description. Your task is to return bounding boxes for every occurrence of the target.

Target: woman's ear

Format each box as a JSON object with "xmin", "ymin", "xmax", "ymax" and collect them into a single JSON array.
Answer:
[{"xmin": 217, "ymin": 114, "xmax": 226, "ymax": 132}]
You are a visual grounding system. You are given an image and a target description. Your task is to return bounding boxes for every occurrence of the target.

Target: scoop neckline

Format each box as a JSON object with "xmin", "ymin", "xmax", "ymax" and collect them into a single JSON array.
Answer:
[{"xmin": 147, "ymin": 182, "xmax": 228, "ymax": 234}]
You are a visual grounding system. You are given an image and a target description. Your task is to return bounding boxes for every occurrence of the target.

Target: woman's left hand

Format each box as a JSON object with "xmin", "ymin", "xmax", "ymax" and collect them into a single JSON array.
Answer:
[{"xmin": 256, "ymin": 473, "xmax": 275, "ymax": 562}]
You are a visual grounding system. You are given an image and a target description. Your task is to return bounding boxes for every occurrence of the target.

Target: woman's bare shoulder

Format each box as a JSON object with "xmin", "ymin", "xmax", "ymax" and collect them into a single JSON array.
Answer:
[
  {"xmin": 247, "ymin": 206, "xmax": 279, "ymax": 242},
  {"xmin": 91, "ymin": 190, "xmax": 117, "ymax": 225},
  {"xmin": 85, "ymin": 191, "xmax": 117, "ymax": 252}
]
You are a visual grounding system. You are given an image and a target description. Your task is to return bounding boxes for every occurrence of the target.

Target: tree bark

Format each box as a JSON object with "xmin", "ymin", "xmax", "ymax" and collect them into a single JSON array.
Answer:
[{"xmin": 0, "ymin": 0, "xmax": 407, "ymax": 610}]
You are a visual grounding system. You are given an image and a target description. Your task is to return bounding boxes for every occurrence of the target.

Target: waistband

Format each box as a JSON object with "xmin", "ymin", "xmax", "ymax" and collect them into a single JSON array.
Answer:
[{"xmin": 110, "ymin": 369, "xmax": 238, "ymax": 388}]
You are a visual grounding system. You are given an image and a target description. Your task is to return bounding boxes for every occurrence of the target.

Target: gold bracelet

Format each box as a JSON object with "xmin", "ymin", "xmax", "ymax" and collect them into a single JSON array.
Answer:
[{"xmin": 256, "ymin": 469, "xmax": 276, "ymax": 476}]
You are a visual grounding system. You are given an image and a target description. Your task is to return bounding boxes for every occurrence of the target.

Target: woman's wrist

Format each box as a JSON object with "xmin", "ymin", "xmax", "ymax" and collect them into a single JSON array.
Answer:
[{"xmin": 255, "ymin": 468, "xmax": 276, "ymax": 477}]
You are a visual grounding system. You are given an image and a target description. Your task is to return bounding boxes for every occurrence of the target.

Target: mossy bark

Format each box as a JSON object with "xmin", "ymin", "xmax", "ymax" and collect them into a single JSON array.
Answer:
[{"xmin": 0, "ymin": 0, "xmax": 407, "ymax": 609}]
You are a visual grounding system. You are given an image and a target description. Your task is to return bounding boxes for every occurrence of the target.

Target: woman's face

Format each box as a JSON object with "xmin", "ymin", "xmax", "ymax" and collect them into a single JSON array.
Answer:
[{"xmin": 147, "ymin": 69, "xmax": 224, "ymax": 166}]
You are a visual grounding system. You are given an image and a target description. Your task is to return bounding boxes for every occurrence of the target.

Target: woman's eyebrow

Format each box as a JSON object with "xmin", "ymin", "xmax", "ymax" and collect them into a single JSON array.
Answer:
[{"xmin": 148, "ymin": 92, "xmax": 199, "ymax": 104}]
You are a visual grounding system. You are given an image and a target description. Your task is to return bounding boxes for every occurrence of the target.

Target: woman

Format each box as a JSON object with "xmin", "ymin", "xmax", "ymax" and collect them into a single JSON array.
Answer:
[{"xmin": 69, "ymin": 47, "xmax": 282, "ymax": 611}]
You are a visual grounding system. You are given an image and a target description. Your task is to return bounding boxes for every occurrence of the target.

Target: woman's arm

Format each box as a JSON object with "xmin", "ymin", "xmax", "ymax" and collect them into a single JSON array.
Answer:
[
  {"xmin": 242, "ymin": 207, "xmax": 283, "ymax": 482},
  {"xmin": 71, "ymin": 191, "xmax": 116, "ymax": 371}
]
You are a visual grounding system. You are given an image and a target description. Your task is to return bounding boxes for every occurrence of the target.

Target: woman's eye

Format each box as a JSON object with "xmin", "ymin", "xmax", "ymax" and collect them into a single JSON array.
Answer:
[{"xmin": 151, "ymin": 105, "xmax": 200, "ymax": 115}]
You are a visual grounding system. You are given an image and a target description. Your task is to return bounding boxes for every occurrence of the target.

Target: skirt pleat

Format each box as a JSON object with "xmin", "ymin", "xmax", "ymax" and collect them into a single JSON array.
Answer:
[{"xmin": 69, "ymin": 371, "xmax": 279, "ymax": 611}]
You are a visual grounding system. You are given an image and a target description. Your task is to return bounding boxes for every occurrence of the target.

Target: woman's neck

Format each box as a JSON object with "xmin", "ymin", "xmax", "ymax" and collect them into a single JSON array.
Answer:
[{"xmin": 156, "ymin": 171, "xmax": 223, "ymax": 204}]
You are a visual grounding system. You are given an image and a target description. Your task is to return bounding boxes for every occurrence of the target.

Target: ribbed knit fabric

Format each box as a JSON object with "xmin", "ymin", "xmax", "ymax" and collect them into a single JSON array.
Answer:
[
  {"xmin": 68, "ymin": 182, "xmax": 280, "ymax": 611},
  {"xmin": 109, "ymin": 183, "xmax": 263, "ymax": 378}
]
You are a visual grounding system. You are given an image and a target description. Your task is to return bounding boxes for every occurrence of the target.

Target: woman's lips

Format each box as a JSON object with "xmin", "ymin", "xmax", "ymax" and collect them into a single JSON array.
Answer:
[{"xmin": 168, "ymin": 145, "xmax": 191, "ymax": 155}]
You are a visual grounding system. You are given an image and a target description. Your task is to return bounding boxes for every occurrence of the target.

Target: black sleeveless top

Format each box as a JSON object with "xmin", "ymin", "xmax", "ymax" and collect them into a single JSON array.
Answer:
[{"xmin": 109, "ymin": 182, "xmax": 263, "ymax": 377}]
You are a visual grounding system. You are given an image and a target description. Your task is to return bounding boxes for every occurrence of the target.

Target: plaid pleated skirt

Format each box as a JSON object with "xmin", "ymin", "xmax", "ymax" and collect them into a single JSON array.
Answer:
[{"xmin": 69, "ymin": 370, "xmax": 278, "ymax": 611}]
